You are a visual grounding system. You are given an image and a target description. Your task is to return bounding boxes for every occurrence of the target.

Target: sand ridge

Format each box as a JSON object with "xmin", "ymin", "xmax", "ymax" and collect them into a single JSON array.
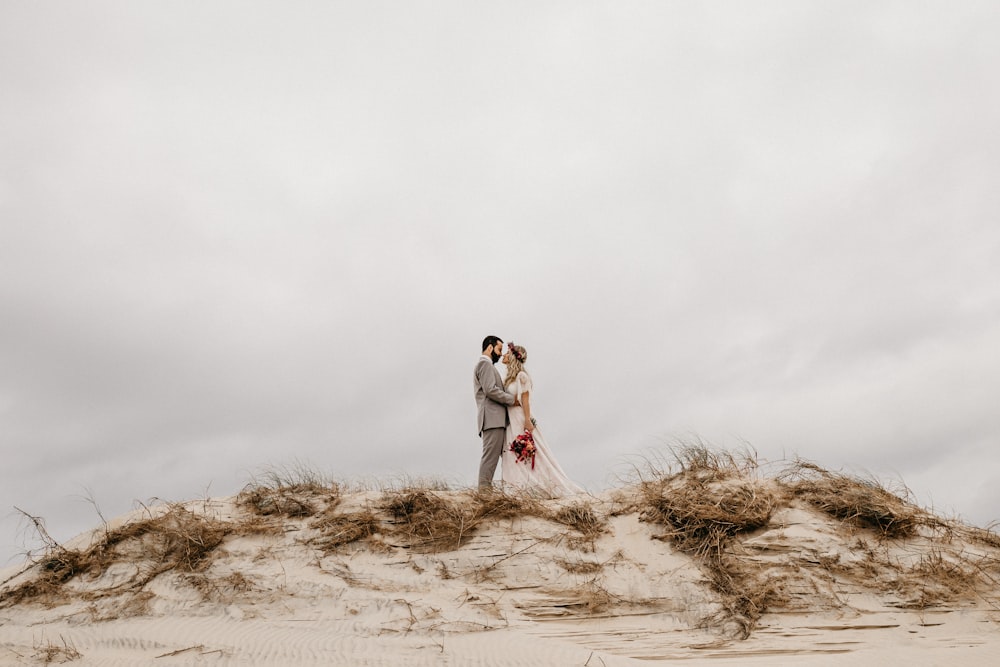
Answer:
[{"xmin": 2, "ymin": 459, "xmax": 999, "ymax": 665}]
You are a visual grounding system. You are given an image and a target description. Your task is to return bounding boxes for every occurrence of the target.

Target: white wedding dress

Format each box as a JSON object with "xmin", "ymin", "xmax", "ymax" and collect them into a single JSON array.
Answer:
[{"xmin": 501, "ymin": 370, "xmax": 583, "ymax": 497}]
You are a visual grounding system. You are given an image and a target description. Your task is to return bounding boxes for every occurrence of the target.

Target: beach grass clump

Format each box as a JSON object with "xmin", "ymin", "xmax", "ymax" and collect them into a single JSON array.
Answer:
[
  {"xmin": 551, "ymin": 502, "xmax": 606, "ymax": 539},
  {"xmin": 238, "ymin": 486, "xmax": 318, "ymax": 518},
  {"xmin": 1, "ymin": 504, "xmax": 229, "ymax": 608},
  {"xmin": 781, "ymin": 460, "xmax": 927, "ymax": 538},
  {"xmin": 907, "ymin": 551, "xmax": 981, "ymax": 601},
  {"xmin": 31, "ymin": 636, "xmax": 83, "ymax": 664},
  {"xmin": 637, "ymin": 444, "xmax": 779, "ymax": 638},
  {"xmin": 381, "ymin": 489, "xmax": 468, "ymax": 552},
  {"xmin": 468, "ymin": 487, "xmax": 544, "ymax": 522},
  {"xmin": 639, "ymin": 447, "xmax": 774, "ymax": 558},
  {"xmin": 665, "ymin": 443, "xmax": 760, "ymax": 477},
  {"xmin": 237, "ymin": 467, "xmax": 340, "ymax": 519},
  {"xmin": 556, "ymin": 558, "xmax": 605, "ymax": 574},
  {"xmin": 185, "ymin": 571, "xmax": 257, "ymax": 604},
  {"xmin": 872, "ymin": 548, "xmax": 990, "ymax": 610},
  {"xmin": 641, "ymin": 478, "xmax": 774, "ymax": 556},
  {"xmin": 705, "ymin": 561, "xmax": 782, "ymax": 639},
  {"xmin": 380, "ymin": 487, "xmax": 548, "ymax": 553},
  {"xmin": 0, "ymin": 548, "xmax": 88, "ymax": 608},
  {"xmin": 961, "ymin": 524, "xmax": 1000, "ymax": 550},
  {"xmin": 102, "ymin": 504, "xmax": 228, "ymax": 575},
  {"xmin": 310, "ymin": 509, "xmax": 382, "ymax": 553},
  {"xmin": 569, "ymin": 578, "xmax": 614, "ymax": 614}
]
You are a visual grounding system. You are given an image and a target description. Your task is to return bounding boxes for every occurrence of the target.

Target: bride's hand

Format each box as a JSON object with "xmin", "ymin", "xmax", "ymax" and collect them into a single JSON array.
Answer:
[{"xmin": 524, "ymin": 419, "xmax": 534, "ymax": 433}]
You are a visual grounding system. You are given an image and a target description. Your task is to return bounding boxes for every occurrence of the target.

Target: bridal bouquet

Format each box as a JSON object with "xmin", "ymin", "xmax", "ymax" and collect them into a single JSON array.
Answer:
[{"xmin": 510, "ymin": 430, "xmax": 536, "ymax": 469}]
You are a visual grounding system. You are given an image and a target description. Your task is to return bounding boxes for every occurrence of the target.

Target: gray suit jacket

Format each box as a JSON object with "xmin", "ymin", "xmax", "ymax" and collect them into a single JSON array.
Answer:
[{"xmin": 474, "ymin": 356, "xmax": 515, "ymax": 435}]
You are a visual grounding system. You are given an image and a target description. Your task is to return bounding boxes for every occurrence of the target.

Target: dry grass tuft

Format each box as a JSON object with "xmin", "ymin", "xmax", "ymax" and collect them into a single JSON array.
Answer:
[
  {"xmin": 571, "ymin": 578, "xmax": 614, "ymax": 613},
  {"xmin": 382, "ymin": 489, "xmax": 446, "ymax": 519},
  {"xmin": 8, "ymin": 459, "xmax": 993, "ymax": 638},
  {"xmin": 555, "ymin": 558, "xmax": 604, "ymax": 574},
  {"xmin": 114, "ymin": 590, "xmax": 156, "ymax": 618},
  {"xmin": 780, "ymin": 460, "xmax": 930, "ymax": 538},
  {"xmin": 707, "ymin": 563, "xmax": 784, "ymax": 639},
  {"xmin": 909, "ymin": 551, "xmax": 981, "ymax": 598},
  {"xmin": 625, "ymin": 442, "xmax": 759, "ymax": 483},
  {"xmin": 310, "ymin": 509, "xmax": 382, "ymax": 553},
  {"xmin": 185, "ymin": 571, "xmax": 257, "ymax": 603},
  {"xmin": 638, "ymin": 444, "xmax": 779, "ymax": 638},
  {"xmin": 380, "ymin": 488, "xmax": 548, "ymax": 553},
  {"xmin": 551, "ymin": 502, "xmax": 605, "ymax": 538},
  {"xmin": 239, "ymin": 487, "xmax": 318, "ymax": 518},
  {"xmin": 882, "ymin": 549, "xmax": 1000, "ymax": 610},
  {"xmin": 0, "ymin": 549, "xmax": 86, "ymax": 608},
  {"xmin": 666, "ymin": 443, "xmax": 760, "ymax": 476},
  {"xmin": 468, "ymin": 487, "xmax": 543, "ymax": 522},
  {"xmin": 381, "ymin": 489, "xmax": 468, "ymax": 552},
  {"xmin": 962, "ymin": 524, "xmax": 1000, "ymax": 550},
  {"xmin": 32, "ymin": 636, "xmax": 82, "ymax": 664},
  {"xmin": 237, "ymin": 469, "xmax": 340, "ymax": 519},
  {"xmin": 104, "ymin": 505, "xmax": 228, "ymax": 573},
  {"xmin": 1, "ymin": 504, "xmax": 229, "ymax": 608},
  {"xmin": 640, "ymin": 472, "xmax": 774, "ymax": 558}
]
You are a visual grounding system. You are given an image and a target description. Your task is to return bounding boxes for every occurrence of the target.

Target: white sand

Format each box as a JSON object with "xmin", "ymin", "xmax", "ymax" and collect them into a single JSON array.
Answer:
[{"xmin": 1, "ymin": 489, "xmax": 998, "ymax": 666}]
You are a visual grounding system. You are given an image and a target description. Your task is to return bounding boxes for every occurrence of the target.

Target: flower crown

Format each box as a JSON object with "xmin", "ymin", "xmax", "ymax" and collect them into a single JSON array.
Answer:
[{"xmin": 507, "ymin": 342, "xmax": 525, "ymax": 362}]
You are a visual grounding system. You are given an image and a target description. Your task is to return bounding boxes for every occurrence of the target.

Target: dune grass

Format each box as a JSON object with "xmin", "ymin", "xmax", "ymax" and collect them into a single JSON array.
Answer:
[
  {"xmin": 779, "ymin": 459, "xmax": 936, "ymax": 538},
  {"xmin": 4, "ymin": 452, "xmax": 999, "ymax": 641},
  {"xmin": 1, "ymin": 470, "xmax": 608, "ymax": 608},
  {"xmin": 310, "ymin": 509, "xmax": 381, "ymax": 553},
  {"xmin": 1, "ymin": 504, "xmax": 228, "ymax": 609},
  {"xmin": 31, "ymin": 636, "xmax": 82, "ymax": 664},
  {"xmin": 636, "ymin": 444, "xmax": 781, "ymax": 638},
  {"xmin": 237, "ymin": 466, "xmax": 341, "ymax": 519},
  {"xmin": 380, "ymin": 487, "xmax": 545, "ymax": 552}
]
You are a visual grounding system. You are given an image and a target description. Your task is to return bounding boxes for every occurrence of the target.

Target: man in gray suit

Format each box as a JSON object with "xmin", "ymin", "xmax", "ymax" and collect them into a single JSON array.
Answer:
[{"xmin": 474, "ymin": 335, "xmax": 517, "ymax": 489}]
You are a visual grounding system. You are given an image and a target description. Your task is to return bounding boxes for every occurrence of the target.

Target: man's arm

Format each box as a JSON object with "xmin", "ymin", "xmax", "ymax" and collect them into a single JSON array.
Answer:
[{"xmin": 476, "ymin": 362, "xmax": 515, "ymax": 406}]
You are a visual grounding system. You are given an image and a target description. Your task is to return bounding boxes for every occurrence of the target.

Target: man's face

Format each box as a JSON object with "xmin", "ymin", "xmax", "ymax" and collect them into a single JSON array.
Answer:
[{"xmin": 491, "ymin": 341, "xmax": 503, "ymax": 362}]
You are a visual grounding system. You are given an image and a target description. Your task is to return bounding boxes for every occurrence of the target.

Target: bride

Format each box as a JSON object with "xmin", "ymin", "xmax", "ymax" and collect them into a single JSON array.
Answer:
[{"xmin": 500, "ymin": 342, "xmax": 583, "ymax": 497}]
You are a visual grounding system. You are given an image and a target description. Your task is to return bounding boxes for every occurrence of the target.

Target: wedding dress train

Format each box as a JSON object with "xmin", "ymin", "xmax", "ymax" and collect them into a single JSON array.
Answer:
[{"xmin": 500, "ymin": 370, "xmax": 583, "ymax": 497}]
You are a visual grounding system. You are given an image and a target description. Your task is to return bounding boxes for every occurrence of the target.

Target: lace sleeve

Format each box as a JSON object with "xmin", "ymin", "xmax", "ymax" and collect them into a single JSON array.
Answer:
[{"xmin": 517, "ymin": 371, "xmax": 533, "ymax": 395}]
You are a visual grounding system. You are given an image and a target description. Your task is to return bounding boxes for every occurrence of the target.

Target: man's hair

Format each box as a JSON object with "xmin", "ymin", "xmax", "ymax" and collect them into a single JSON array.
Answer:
[{"xmin": 482, "ymin": 335, "xmax": 503, "ymax": 352}]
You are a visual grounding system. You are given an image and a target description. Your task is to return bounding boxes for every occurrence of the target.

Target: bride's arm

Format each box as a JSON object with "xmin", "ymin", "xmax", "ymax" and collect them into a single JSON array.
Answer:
[{"xmin": 521, "ymin": 391, "xmax": 533, "ymax": 432}]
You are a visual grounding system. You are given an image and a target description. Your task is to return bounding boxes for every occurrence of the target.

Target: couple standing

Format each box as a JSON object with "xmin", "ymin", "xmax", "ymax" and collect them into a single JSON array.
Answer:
[{"xmin": 473, "ymin": 335, "xmax": 582, "ymax": 496}]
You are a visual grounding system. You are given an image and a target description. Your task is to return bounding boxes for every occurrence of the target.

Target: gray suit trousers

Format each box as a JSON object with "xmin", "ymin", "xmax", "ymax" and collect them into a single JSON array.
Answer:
[{"xmin": 478, "ymin": 427, "xmax": 506, "ymax": 488}]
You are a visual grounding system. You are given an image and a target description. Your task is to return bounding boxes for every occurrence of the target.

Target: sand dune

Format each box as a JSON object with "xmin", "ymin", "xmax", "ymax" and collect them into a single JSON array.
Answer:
[{"xmin": 2, "ymin": 455, "xmax": 999, "ymax": 665}]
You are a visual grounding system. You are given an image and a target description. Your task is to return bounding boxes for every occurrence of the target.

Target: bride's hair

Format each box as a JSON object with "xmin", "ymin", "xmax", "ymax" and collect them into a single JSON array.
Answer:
[{"xmin": 504, "ymin": 342, "xmax": 527, "ymax": 387}]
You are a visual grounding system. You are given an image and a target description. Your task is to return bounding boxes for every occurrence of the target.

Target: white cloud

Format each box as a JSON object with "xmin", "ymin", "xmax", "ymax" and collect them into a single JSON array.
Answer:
[{"xmin": 2, "ymin": 1, "xmax": 1000, "ymax": 564}]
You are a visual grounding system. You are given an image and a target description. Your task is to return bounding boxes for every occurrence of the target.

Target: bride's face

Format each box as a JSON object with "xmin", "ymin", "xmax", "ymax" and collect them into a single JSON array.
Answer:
[{"xmin": 501, "ymin": 351, "xmax": 511, "ymax": 364}]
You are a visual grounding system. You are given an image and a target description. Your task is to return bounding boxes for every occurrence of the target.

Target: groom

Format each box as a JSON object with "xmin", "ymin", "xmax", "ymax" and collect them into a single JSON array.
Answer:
[{"xmin": 474, "ymin": 335, "xmax": 517, "ymax": 489}]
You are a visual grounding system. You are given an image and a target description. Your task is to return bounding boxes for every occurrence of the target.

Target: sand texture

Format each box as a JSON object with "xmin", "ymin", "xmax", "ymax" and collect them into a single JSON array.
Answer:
[{"xmin": 2, "ymin": 457, "xmax": 999, "ymax": 665}]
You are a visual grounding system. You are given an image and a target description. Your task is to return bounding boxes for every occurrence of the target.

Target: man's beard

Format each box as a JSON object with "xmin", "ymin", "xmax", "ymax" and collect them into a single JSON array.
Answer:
[{"xmin": 491, "ymin": 350, "xmax": 502, "ymax": 363}]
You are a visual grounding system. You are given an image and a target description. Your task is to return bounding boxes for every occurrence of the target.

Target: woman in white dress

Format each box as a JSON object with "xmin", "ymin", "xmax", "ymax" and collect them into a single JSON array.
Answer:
[{"xmin": 500, "ymin": 342, "xmax": 583, "ymax": 497}]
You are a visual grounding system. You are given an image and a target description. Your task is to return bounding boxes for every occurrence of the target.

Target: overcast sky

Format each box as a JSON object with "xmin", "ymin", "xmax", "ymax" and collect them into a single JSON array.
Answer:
[{"xmin": 2, "ymin": 1, "xmax": 999, "ymax": 567}]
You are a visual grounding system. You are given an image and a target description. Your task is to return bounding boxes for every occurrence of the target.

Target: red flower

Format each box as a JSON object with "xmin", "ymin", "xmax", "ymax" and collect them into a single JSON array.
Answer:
[{"xmin": 510, "ymin": 430, "xmax": 536, "ymax": 469}]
